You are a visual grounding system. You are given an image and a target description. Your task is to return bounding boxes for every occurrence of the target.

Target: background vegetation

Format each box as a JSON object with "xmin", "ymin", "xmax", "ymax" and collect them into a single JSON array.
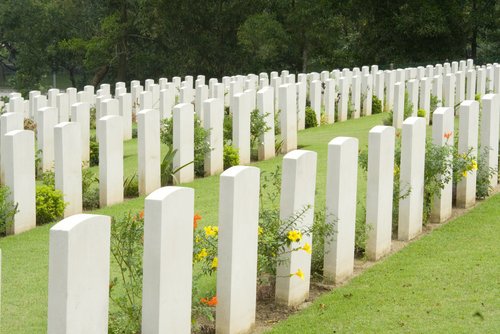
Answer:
[{"xmin": 1, "ymin": 0, "xmax": 499, "ymax": 94}]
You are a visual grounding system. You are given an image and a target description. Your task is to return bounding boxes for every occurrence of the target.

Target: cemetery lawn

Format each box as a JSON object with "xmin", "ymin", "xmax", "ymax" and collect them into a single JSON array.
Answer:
[
  {"xmin": 0, "ymin": 113, "xmax": 484, "ymax": 333},
  {"xmin": 267, "ymin": 192, "xmax": 500, "ymax": 334}
]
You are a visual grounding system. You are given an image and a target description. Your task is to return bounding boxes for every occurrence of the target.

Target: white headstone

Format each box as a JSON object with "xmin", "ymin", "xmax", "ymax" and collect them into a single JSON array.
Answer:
[
  {"xmin": 480, "ymin": 94, "xmax": 499, "ymax": 187},
  {"xmin": 275, "ymin": 150, "xmax": 317, "ymax": 306},
  {"xmin": 323, "ymin": 137, "xmax": 358, "ymax": 283},
  {"xmin": 279, "ymin": 84, "xmax": 297, "ymax": 153},
  {"xmin": 296, "ymin": 81, "xmax": 306, "ymax": 130},
  {"xmin": 324, "ymin": 79, "xmax": 335, "ymax": 123},
  {"xmin": 362, "ymin": 74, "xmax": 372, "ymax": 116},
  {"xmin": 71, "ymin": 102, "xmax": 90, "ymax": 164},
  {"xmin": 232, "ymin": 92, "xmax": 251, "ymax": 164},
  {"xmin": 173, "ymin": 103, "xmax": 194, "ymax": 183},
  {"xmin": 137, "ymin": 109, "xmax": 161, "ymax": 195},
  {"xmin": 47, "ymin": 214, "xmax": 111, "ymax": 334},
  {"xmin": 216, "ymin": 166, "xmax": 260, "ymax": 334},
  {"xmin": 338, "ymin": 77, "xmax": 349, "ymax": 122},
  {"xmin": 393, "ymin": 82, "xmax": 405, "ymax": 129},
  {"xmin": 55, "ymin": 122, "xmax": 82, "ymax": 217},
  {"xmin": 203, "ymin": 98, "xmax": 224, "ymax": 175},
  {"xmin": 118, "ymin": 93, "xmax": 132, "ymax": 140},
  {"xmin": 366, "ymin": 126, "xmax": 395, "ymax": 260},
  {"xmin": 466, "ymin": 70, "xmax": 477, "ymax": 100},
  {"xmin": 98, "ymin": 115, "xmax": 123, "ymax": 207},
  {"xmin": 37, "ymin": 107, "xmax": 58, "ymax": 172},
  {"xmin": 443, "ymin": 74, "xmax": 456, "ymax": 108},
  {"xmin": 419, "ymin": 77, "xmax": 431, "ymax": 124},
  {"xmin": 310, "ymin": 80, "xmax": 322, "ymax": 125}
]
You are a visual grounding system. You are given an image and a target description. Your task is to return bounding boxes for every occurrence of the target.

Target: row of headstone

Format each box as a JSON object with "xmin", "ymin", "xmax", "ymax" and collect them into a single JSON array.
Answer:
[{"xmin": 45, "ymin": 94, "xmax": 499, "ymax": 332}]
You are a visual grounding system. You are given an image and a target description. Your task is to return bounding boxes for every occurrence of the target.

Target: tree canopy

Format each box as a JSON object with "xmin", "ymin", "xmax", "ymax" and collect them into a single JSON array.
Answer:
[{"xmin": 0, "ymin": 0, "xmax": 498, "ymax": 93}]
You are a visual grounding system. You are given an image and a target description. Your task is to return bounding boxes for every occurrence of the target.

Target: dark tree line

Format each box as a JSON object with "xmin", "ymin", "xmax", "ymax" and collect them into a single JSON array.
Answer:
[{"xmin": 0, "ymin": 0, "xmax": 499, "ymax": 93}]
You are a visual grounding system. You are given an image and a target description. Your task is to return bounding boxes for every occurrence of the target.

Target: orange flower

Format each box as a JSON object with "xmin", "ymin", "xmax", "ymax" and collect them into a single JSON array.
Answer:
[
  {"xmin": 444, "ymin": 131, "xmax": 452, "ymax": 140},
  {"xmin": 193, "ymin": 214, "xmax": 202, "ymax": 229},
  {"xmin": 139, "ymin": 210, "xmax": 144, "ymax": 219},
  {"xmin": 201, "ymin": 296, "xmax": 217, "ymax": 306}
]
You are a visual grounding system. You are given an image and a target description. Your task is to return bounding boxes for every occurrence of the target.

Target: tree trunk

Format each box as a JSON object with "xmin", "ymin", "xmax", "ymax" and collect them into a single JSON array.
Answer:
[
  {"xmin": 116, "ymin": 1, "xmax": 128, "ymax": 82},
  {"xmin": 91, "ymin": 65, "xmax": 109, "ymax": 87}
]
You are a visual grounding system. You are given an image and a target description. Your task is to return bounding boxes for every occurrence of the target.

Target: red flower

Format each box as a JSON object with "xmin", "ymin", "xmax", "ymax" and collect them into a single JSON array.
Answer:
[
  {"xmin": 444, "ymin": 131, "xmax": 452, "ymax": 140},
  {"xmin": 201, "ymin": 296, "xmax": 217, "ymax": 306},
  {"xmin": 193, "ymin": 214, "xmax": 202, "ymax": 229}
]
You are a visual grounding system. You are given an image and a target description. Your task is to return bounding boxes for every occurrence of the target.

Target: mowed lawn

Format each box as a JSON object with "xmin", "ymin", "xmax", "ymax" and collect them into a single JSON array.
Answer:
[
  {"xmin": 267, "ymin": 192, "xmax": 500, "ymax": 334},
  {"xmin": 0, "ymin": 112, "xmax": 487, "ymax": 333}
]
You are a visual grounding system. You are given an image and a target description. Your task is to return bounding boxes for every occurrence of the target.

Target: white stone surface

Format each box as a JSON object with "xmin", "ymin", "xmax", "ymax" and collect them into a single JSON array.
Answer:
[
  {"xmin": 455, "ymin": 71, "xmax": 465, "ymax": 104},
  {"xmin": 56, "ymin": 93, "xmax": 69, "ymax": 123},
  {"xmin": 118, "ymin": 93, "xmax": 132, "ymax": 140},
  {"xmin": 29, "ymin": 90, "xmax": 41, "ymax": 119},
  {"xmin": 204, "ymin": 98, "xmax": 224, "ymax": 175},
  {"xmin": 3, "ymin": 130, "xmax": 36, "ymax": 235},
  {"xmin": 275, "ymin": 150, "xmax": 317, "ymax": 306},
  {"xmin": 431, "ymin": 107, "xmax": 454, "ymax": 223},
  {"xmin": 0, "ymin": 112, "xmax": 24, "ymax": 183},
  {"xmin": 393, "ymin": 82, "xmax": 405, "ymax": 129},
  {"xmin": 419, "ymin": 77, "xmax": 431, "ymax": 124},
  {"xmin": 33, "ymin": 94, "xmax": 47, "ymax": 124},
  {"xmin": 324, "ymin": 79, "xmax": 335, "ymax": 123},
  {"xmin": 366, "ymin": 126, "xmax": 395, "ymax": 261},
  {"xmin": 432, "ymin": 75, "xmax": 443, "ymax": 107},
  {"xmin": 384, "ymin": 71, "xmax": 395, "ymax": 112},
  {"xmin": 456, "ymin": 100, "xmax": 479, "ymax": 208},
  {"xmin": 466, "ymin": 70, "xmax": 477, "ymax": 100},
  {"xmin": 71, "ymin": 103, "xmax": 90, "ymax": 164},
  {"xmin": 323, "ymin": 137, "xmax": 358, "ymax": 284},
  {"xmin": 140, "ymin": 91, "xmax": 153, "ymax": 110},
  {"xmin": 310, "ymin": 80, "xmax": 322, "ymax": 125},
  {"xmin": 98, "ymin": 115, "xmax": 123, "ymax": 207},
  {"xmin": 296, "ymin": 81, "xmax": 306, "ymax": 130},
  {"xmin": 138, "ymin": 109, "xmax": 161, "ymax": 195},
  {"xmin": 47, "ymin": 88, "xmax": 60, "ymax": 107},
  {"xmin": 257, "ymin": 86, "xmax": 275, "ymax": 161},
  {"xmin": 173, "ymin": 103, "xmax": 194, "ymax": 183},
  {"xmin": 406, "ymin": 79, "xmax": 419, "ymax": 117},
  {"xmin": 232, "ymin": 92, "xmax": 251, "ymax": 164},
  {"xmin": 443, "ymin": 74, "xmax": 455, "ymax": 108},
  {"xmin": 195, "ymin": 85, "xmax": 208, "ymax": 123},
  {"xmin": 362, "ymin": 74, "xmax": 372, "ymax": 116},
  {"xmin": 352, "ymin": 75, "xmax": 361, "ymax": 118},
  {"xmin": 477, "ymin": 68, "xmax": 486, "ymax": 96},
  {"xmin": 47, "ymin": 214, "xmax": 111, "ymax": 334},
  {"xmin": 142, "ymin": 187, "xmax": 194, "ymax": 334},
  {"xmin": 480, "ymin": 94, "xmax": 499, "ymax": 187},
  {"xmin": 216, "ymin": 166, "xmax": 260, "ymax": 334},
  {"xmin": 398, "ymin": 117, "xmax": 426, "ymax": 241},
  {"xmin": 279, "ymin": 84, "xmax": 297, "ymax": 153},
  {"xmin": 55, "ymin": 122, "xmax": 82, "ymax": 217},
  {"xmin": 37, "ymin": 107, "xmax": 58, "ymax": 172},
  {"xmin": 375, "ymin": 71, "xmax": 385, "ymax": 109}
]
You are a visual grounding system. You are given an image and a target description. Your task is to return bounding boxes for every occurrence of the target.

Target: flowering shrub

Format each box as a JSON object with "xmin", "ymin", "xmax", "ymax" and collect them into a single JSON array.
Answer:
[{"xmin": 0, "ymin": 185, "xmax": 18, "ymax": 236}]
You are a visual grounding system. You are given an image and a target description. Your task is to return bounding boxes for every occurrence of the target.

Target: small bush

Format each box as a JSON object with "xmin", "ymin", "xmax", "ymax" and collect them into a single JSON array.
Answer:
[
  {"xmin": 82, "ymin": 168, "xmax": 99, "ymax": 210},
  {"xmin": 90, "ymin": 106, "xmax": 97, "ymax": 130},
  {"xmin": 36, "ymin": 185, "xmax": 66, "ymax": 225},
  {"xmin": 250, "ymin": 109, "xmax": 271, "ymax": 160},
  {"xmin": 372, "ymin": 95, "xmax": 382, "ymax": 114},
  {"xmin": 274, "ymin": 109, "xmax": 281, "ymax": 135},
  {"xmin": 0, "ymin": 185, "xmax": 18, "ymax": 236},
  {"xmin": 223, "ymin": 145, "xmax": 239, "ymax": 169},
  {"xmin": 417, "ymin": 109, "xmax": 426, "ymax": 118},
  {"xmin": 124, "ymin": 173, "xmax": 139, "ymax": 198},
  {"xmin": 476, "ymin": 146, "xmax": 495, "ymax": 199},
  {"xmin": 89, "ymin": 136, "xmax": 99, "ymax": 167},
  {"xmin": 305, "ymin": 106, "xmax": 318, "ymax": 128}
]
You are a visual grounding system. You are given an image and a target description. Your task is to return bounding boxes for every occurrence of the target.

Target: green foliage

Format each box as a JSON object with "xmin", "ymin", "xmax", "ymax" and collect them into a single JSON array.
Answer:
[
  {"xmin": 476, "ymin": 146, "xmax": 496, "ymax": 199},
  {"xmin": 371, "ymin": 95, "xmax": 382, "ymax": 114},
  {"xmin": 35, "ymin": 185, "xmax": 66, "ymax": 225},
  {"xmin": 274, "ymin": 109, "xmax": 281, "ymax": 135},
  {"xmin": 40, "ymin": 170, "xmax": 55, "ymax": 187},
  {"xmin": 123, "ymin": 173, "xmax": 139, "ymax": 198},
  {"xmin": 223, "ymin": 145, "xmax": 239, "ymax": 170},
  {"xmin": 305, "ymin": 106, "xmax": 318, "ymax": 128},
  {"xmin": 109, "ymin": 211, "xmax": 144, "ymax": 334},
  {"xmin": 223, "ymin": 107, "xmax": 233, "ymax": 144},
  {"xmin": 90, "ymin": 107, "xmax": 97, "ymax": 130},
  {"xmin": 251, "ymin": 108, "xmax": 271, "ymax": 158},
  {"xmin": 89, "ymin": 135, "xmax": 99, "ymax": 167},
  {"xmin": 383, "ymin": 92, "xmax": 414, "ymax": 126},
  {"xmin": 82, "ymin": 168, "xmax": 99, "ymax": 210},
  {"xmin": 160, "ymin": 145, "xmax": 193, "ymax": 186},
  {"xmin": 417, "ymin": 109, "xmax": 426, "ymax": 118},
  {"xmin": 0, "ymin": 185, "xmax": 18, "ymax": 236},
  {"xmin": 160, "ymin": 116, "xmax": 210, "ymax": 177}
]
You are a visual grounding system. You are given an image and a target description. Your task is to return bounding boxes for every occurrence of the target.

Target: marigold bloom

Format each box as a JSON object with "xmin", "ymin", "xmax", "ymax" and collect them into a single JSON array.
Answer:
[
  {"xmin": 211, "ymin": 257, "xmax": 218, "ymax": 268},
  {"xmin": 196, "ymin": 248, "xmax": 208, "ymax": 261},
  {"xmin": 294, "ymin": 268, "xmax": 305, "ymax": 280},
  {"xmin": 200, "ymin": 295, "xmax": 217, "ymax": 306},
  {"xmin": 471, "ymin": 160, "xmax": 478, "ymax": 170},
  {"xmin": 444, "ymin": 131, "xmax": 452, "ymax": 140},
  {"xmin": 258, "ymin": 226, "xmax": 263, "ymax": 236},
  {"xmin": 302, "ymin": 242, "xmax": 312, "ymax": 254},
  {"xmin": 193, "ymin": 214, "xmax": 202, "ymax": 229},
  {"xmin": 195, "ymin": 235, "xmax": 201, "ymax": 243},
  {"xmin": 204, "ymin": 226, "xmax": 218, "ymax": 237},
  {"xmin": 287, "ymin": 230, "xmax": 302, "ymax": 242},
  {"xmin": 462, "ymin": 170, "xmax": 468, "ymax": 178},
  {"xmin": 139, "ymin": 210, "xmax": 144, "ymax": 219}
]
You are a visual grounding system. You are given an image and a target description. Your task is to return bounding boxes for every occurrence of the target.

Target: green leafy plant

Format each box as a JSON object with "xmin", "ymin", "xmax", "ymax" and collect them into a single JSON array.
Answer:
[
  {"xmin": 82, "ymin": 168, "xmax": 99, "ymax": 210},
  {"xmin": 250, "ymin": 108, "xmax": 271, "ymax": 160},
  {"xmin": 160, "ymin": 145, "xmax": 193, "ymax": 186},
  {"xmin": 89, "ymin": 135, "xmax": 99, "ymax": 167},
  {"xmin": 108, "ymin": 211, "xmax": 144, "ymax": 334},
  {"xmin": 372, "ymin": 95, "xmax": 382, "ymax": 114},
  {"xmin": 35, "ymin": 185, "xmax": 66, "ymax": 225},
  {"xmin": 0, "ymin": 185, "xmax": 18, "ymax": 236},
  {"xmin": 383, "ymin": 92, "xmax": 414, "ymax": 126},
  {"xmin": 90, "ymin": 106, "xmax": 97, "ymax": 130},
  {"xmin": 223, "ymin": 145, "xmax": 239, "ymax": 170},
  {"xmin": 305, "ymin": 106, "xmax": 318, "ymax": 128},
  {"xmin": 417, "ymin": 109, "xmax": 426, "ymax": 118},
  {"xmin": 274, "ymin": 108, "xmax": 281, "ymax": 135},
  {"xmin": 476, "ymin": 146, "xmax": 496, "ymax": 199},
  {"xmin": 160, "ymin": 116, "xmax": 210, "ymax": 177},
  {"xmin": 124, "ymin": 173, "xmax": 139, "ymax": 198}
]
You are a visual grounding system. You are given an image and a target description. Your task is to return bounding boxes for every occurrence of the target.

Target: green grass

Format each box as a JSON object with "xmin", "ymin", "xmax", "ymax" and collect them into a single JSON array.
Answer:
[
  {"xmin": 267, "ymin": 192, "xmax": 500, "ymax": 333},
  {"xmin": 0, "ymin": 112, "xmax": 489, "ymax": 333}
]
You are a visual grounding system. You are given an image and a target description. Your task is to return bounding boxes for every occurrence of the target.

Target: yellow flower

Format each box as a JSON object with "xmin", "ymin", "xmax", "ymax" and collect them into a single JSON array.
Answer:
[
  {"xmin": 258, "ymin": 226, "xmax": 263, "ymax": 236},
  {"xmin": 302, "ymin": 242, "xmax": 312, "ymax": 254},
  {"xmin": 294, "ymin": 269, "xmax": 305, "ymax": 280},
  {"xmin": 287, "ymin": 230, "xmax": 302, "ymax": 242},
  {"xmin": 462, "ymin": 170, "xmax": 468, "ymax": 178},
  {"xmin": 196, "ymin": 248, "xmax": 208, "ymax": 261},
  {"xmin": 471, "ymin": 160, "xmax": 478, "ymax": 170},
  {"xmin": 394, "ymin": 165, "xmax": 400, "ymax": 176},
  {"xmin": 211, "ymin": 257, "xmax": 218, "ymax": 268},
  {"xmin": 195, "ymin": 235, "xmax": 201, "ymax": 243},
  {"xmin": 204, "ymin": 226, "xmax": 218, "ymax": 237}
]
